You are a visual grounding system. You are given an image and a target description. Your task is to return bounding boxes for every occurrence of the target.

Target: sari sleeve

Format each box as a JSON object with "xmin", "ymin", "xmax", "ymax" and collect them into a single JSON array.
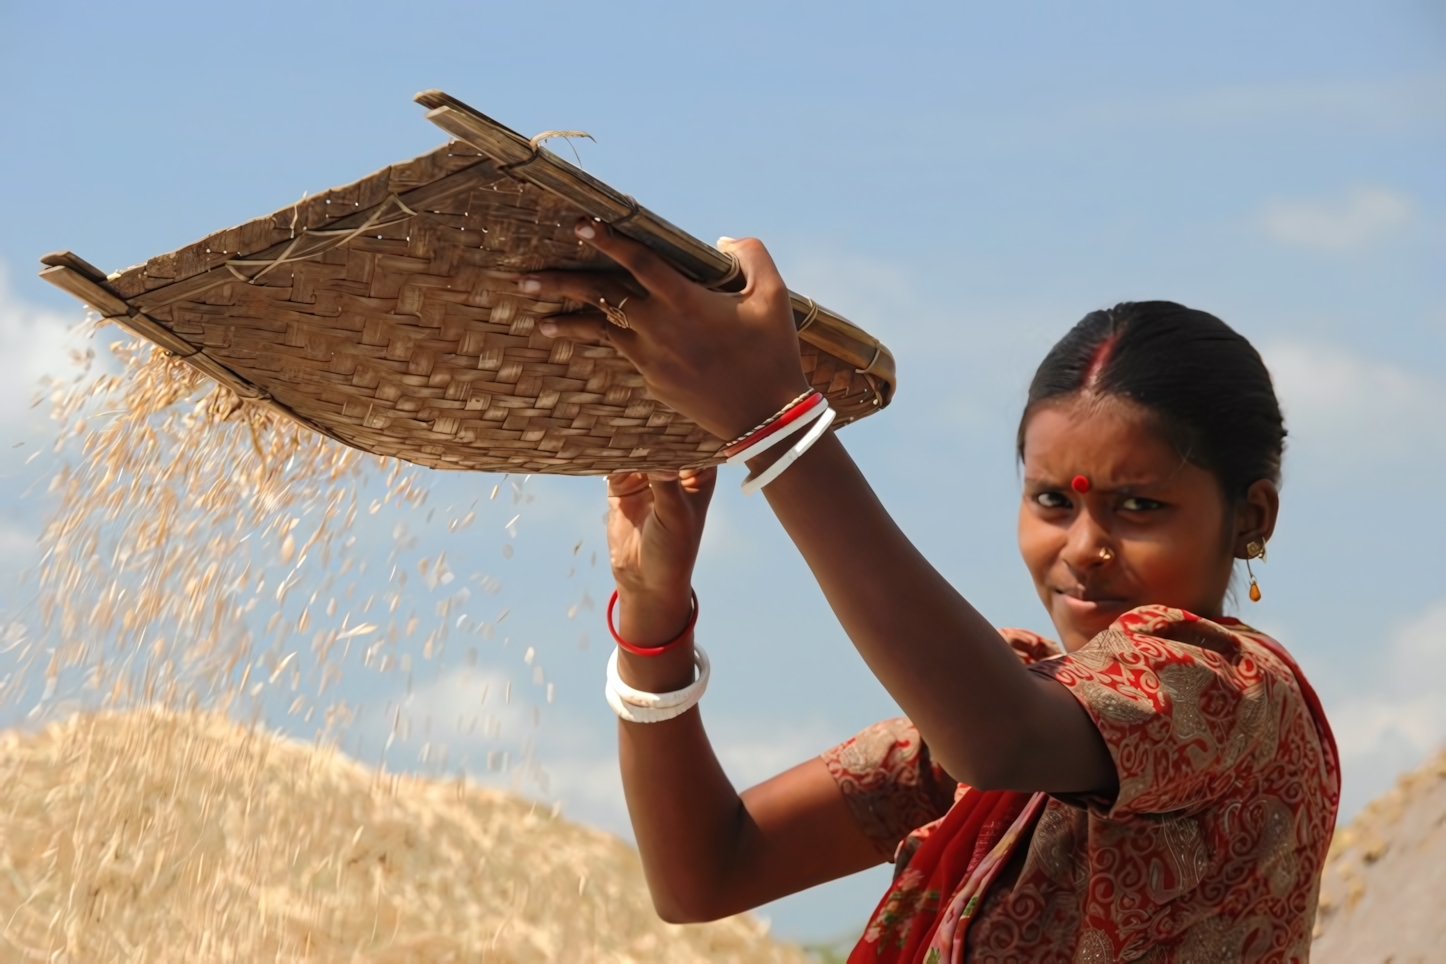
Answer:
[
  {"xmin": 1028, "ymin": 605, "xmax": 1300, "ymax": 820},
  {"xmin": 820, "ymin": 717, "xmax": 958, "ymax": 860},
  {"xmin": 821, "ymin": 628, "xmax": 1060, "ymax": 860}
]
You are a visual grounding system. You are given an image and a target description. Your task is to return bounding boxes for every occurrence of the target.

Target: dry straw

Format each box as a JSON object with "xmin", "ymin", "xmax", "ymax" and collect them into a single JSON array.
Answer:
[
  {"xmin": 19, "ymin": 331, "xmax": 394, "ymax": 722},
  {"xmin": 39, "ymin": 90, "xmax": 897, "ymax": 476},
  {"xmin": 0, "ymin": 708, "xmax": 809, "ymax": 962},
  {"xmin": 0, "ymin": 317, "xmax": 805, "ymax": 961}
]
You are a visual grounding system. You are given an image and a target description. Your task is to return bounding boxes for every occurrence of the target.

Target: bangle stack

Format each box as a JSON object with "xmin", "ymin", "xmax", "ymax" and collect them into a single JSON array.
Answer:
[
  {"xmin": 604, "ymin": 587, "xmax": 709, "ymax": 723},
  {"xmin": 605, "ymin": 645, "xmax": 710, "ymax": 723},
  {"xmin": 720, "ymin": 390, "xmax": 836, "ymax": 494}
]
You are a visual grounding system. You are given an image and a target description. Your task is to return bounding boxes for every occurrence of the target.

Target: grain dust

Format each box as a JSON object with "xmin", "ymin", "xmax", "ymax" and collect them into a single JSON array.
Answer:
[{"xmin": 0, "ymin": 325, "xmax": 802, "ymax": 961}]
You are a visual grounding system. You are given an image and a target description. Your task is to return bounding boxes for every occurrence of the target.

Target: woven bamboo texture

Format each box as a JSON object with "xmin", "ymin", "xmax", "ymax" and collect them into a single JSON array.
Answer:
[{"xmin": 39, "ymin": 92, "xmax": 895, "ymax": 475}]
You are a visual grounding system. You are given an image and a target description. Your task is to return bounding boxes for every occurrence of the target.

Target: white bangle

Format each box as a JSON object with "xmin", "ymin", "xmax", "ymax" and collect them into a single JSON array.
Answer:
[
  {"xmin": 604, "ymin": 645, "xmax": 710, "ymax": 723},
  {"xmin": 725, "ymin": 399, "xmax": 829, "ymax": 466},
  {"xmin": 740, "ymin": 404, "xmax": 835, "ymax": 495}
]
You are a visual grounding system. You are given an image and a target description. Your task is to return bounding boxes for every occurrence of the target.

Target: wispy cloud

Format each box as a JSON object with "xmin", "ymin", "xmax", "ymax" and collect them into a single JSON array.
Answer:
[
  {"xmin": 1327, "ymin": 599, "xmax": 1446, "ymax": 818},
  {"xmin": 1259, "ymin": 187, "xmax": 1415, "ymax": 252},
  {"xmin": 1077, "ymin": 74, "xmax": 1446, "ymax": 133},
  {"xmin": 0, "ymin": 266, "xmax": 88, "ymax": 439},
  {"xmin": 1263, "ymin": 339, "xmax": 1446, "ymax": 465}
]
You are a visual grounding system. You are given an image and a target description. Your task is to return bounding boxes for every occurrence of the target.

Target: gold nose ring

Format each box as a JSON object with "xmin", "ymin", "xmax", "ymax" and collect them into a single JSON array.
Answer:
[{"xmin": 1097, "ymin": 546, "xmax": 1115, "ymax": 562}]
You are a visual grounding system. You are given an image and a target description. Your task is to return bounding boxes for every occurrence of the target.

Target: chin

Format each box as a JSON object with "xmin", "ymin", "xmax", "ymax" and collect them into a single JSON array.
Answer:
[{"xmin": 1052, "ymin": 601, "xmax": 1130, "ymax": 650}]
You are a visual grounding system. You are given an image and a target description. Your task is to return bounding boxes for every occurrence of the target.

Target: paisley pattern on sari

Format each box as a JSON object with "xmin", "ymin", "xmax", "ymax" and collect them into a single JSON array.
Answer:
[{"xmin": 821, "ymin": 607, "xmax": 1339, "ymax": 963}]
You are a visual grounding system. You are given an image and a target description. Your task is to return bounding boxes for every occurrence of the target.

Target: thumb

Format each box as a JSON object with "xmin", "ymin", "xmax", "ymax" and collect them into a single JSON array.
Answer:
[
  {"xmin": 678, "ymin": 466, "xmax": 718, "ymax": 507},
  {"xmin": 718, "ymin": 236, "xmax": 785, "ymax": 299},
  {"xmin": 647, "ymin": 472, "xmax": 689, "ymax": 526}
]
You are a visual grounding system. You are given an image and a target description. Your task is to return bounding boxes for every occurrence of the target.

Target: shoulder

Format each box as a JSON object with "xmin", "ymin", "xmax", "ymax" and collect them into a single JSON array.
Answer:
[
  {"xmin": 1031, "ymin": 605, "xmax": 1336, "ymax": 819},
  {"xmin": 1035, "ymin": 604, "xmax": 1300, "ymax": 695}
]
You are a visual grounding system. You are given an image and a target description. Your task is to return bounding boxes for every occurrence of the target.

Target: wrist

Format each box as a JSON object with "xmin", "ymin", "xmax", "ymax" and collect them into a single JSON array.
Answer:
[
  {"xmin": 715, "ymin": 379, "xmax": 816, "ymax": 443},
  {"xmin": 614, "ymin": 585, "xmax": 694, "ymax": 647}
]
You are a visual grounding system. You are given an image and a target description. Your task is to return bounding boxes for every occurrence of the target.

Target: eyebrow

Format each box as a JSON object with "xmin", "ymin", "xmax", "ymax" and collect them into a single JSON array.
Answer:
[{"xmin": 1022, "ymin": 476, "xmax": 1166, "ymax": 493}]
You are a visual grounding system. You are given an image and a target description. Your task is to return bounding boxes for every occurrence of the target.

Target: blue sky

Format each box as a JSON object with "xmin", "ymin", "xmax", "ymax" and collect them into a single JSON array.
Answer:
[{"xmin": 1, "ymin": 0, "xmax": 1443, "ymax": 942}]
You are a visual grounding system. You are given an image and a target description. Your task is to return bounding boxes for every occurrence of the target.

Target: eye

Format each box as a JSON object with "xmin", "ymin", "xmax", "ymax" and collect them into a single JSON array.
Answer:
[
  {"xmin": 1120, "ymin": 496, "xmax": 1165, "ymax": 512},
  {"xmin": 1034, "ymin": 491, "xmax": 1072, "ymax": 509}
]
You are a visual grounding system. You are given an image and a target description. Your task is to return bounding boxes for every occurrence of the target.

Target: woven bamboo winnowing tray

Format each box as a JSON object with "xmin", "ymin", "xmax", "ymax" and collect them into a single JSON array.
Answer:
[{"xmin": 39, "ymin": 91, "xmax": 895, "ymax": 475}]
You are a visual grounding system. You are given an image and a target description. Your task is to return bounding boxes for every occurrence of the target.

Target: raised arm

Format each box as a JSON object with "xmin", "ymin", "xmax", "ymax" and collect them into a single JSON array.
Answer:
[
  {"xmin": 600, "ymin": 469, "xmax": 883, "ymax": 922},
  {"xmin": 527, "ymin": 222, "xmax": 1115, "ymax": 796}
]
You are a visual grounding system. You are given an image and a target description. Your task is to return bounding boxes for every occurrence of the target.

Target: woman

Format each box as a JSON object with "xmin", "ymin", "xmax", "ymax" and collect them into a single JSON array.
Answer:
[{"xmin": 522, "ymin": 223, "xmax": 1339, "ymax": 962}]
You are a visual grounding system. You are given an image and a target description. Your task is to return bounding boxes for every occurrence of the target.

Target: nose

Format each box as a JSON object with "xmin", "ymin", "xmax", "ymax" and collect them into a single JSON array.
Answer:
[{"xmin": 1061, "ymin": 506, "xmax": 1112, "ymax": 572}]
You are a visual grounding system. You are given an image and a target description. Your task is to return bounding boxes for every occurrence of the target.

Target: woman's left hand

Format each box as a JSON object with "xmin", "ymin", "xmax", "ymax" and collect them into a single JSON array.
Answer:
[
  {"xmin": 607, "ymin": 467, "xmax": 716, "ymax": 646},
  {"xmin": 523, "ymin": 222, "xmax": 812, "ymax": 442}
]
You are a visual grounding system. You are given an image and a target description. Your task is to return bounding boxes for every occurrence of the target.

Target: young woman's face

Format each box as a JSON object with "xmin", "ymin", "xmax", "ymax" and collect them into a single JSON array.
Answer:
[{"xmin": 1017, "ymin": 396, "xmax": 1238, "ymax": 652}]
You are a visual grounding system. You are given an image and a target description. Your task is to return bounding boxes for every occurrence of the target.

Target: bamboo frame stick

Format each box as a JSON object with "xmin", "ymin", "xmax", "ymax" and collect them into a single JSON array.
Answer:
[{"xmin": 414, "ymin": 91, "xmax": 895, "ymax": 403}]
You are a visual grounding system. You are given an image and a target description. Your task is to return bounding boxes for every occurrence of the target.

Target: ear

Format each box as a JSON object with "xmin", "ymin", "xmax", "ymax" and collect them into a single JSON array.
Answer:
[{"xmin": 1232, "ymin": 479, "xmax": 1280, "ymax": 559}]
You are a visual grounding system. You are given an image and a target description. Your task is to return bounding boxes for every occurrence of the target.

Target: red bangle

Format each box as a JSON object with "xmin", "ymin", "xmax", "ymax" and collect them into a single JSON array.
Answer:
[
  {"xmin": 607, "ymin": 589, "xmax": 699, "ymax": 657},
  {"xmin": 721, "ymin": 391, "xmax": 822, "ymax": 459}
]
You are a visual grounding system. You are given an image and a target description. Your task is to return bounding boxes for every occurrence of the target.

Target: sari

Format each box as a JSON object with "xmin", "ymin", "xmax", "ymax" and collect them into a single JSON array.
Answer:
[{"xmin": 827, "ymin": 607, "xmax": 1340, "ymax": 964}]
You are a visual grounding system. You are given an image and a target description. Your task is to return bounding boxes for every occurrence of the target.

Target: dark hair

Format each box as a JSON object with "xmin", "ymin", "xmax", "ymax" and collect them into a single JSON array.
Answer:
[{"xmin": 1017, "ymin": 301, "xmax": 1285, "ymax": 500}]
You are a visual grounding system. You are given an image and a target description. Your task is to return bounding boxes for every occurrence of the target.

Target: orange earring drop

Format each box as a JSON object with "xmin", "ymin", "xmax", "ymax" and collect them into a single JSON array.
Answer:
[{"xmin": 1244, "ymin": 540, "xmax": 1266, "ymax": 602}]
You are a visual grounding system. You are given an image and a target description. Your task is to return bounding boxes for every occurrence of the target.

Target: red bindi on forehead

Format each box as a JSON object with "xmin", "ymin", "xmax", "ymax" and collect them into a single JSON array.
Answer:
[{"xmin": 1023, "ymin": 399, "xmax": 1185, "ymax": 490}]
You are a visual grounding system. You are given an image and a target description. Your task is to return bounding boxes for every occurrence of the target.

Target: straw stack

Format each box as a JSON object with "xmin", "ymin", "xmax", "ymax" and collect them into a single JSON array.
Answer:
[{"xmin": 0, "ymin": 709, "xmax": 810, "ymax": 962}]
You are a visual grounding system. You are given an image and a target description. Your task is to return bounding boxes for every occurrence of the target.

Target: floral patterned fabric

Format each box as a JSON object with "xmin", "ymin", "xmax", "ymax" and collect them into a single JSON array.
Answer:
[{"xmin": 823, "ymin": 606, "xmax": 1339, "ymax": 963}]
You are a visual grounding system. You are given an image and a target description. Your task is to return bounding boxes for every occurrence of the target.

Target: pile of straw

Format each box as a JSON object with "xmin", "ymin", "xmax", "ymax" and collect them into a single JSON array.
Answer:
[
  {"xmin": 1, "ymin": 302, "xmax": 798, "ymax": 960},
  {"xmin": 0, "ymin": 708, "xmax": 808, "ymax": 962},
  {"xmin": 1312, "ymin": 745, "xmax": 1446, "ymax": 962}
]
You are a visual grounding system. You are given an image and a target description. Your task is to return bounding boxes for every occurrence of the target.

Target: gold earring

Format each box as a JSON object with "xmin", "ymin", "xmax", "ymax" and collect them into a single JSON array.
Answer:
[{"xmin": 1244, "ymin": 539, "xmax": 1266, "ymax": 602}]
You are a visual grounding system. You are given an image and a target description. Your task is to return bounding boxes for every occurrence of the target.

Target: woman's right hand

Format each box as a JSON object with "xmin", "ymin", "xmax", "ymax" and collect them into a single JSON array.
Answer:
[{"xmin": 607, "ymin": 467, "xmax": 717, "ymax": 646}]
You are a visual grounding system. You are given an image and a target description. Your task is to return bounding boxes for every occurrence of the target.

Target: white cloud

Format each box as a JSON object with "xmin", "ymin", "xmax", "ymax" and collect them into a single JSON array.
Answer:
[
  {"xmin": 1327, "ymin": 599, "xmax": 1446, "ymax": 818},
  {"xmin": 1263, "ymin": 339, "xmax": 1446, "ymax": 464},
  {"xmin": 711, "ymin": 717, "xmax": 844, "ymax": 790},
  {"xmin": 1259, "ymin": 187, "xmax": 1414, "ymax": 251},
  {"xmin": 1075, "ymin": 74, "xmax": 1446, "ymax": 133},
  {"xmin": 0, "ymin": 519, "xmax": 36, "ymax": 558},
  {"xmin": 351, "ymin": 663, "xmax": 637, "ymax": 833},
  {"xmin": 0, "ymin": 266, "xmax": 88, "ymax": 439}
]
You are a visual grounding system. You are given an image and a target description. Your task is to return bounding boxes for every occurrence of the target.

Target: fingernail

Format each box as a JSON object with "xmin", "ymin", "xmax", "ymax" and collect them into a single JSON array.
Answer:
[
  {"xmin": 575, "ymin": 221, "xmax": 596, "ymax": 240},
  {"xmin": 518, "ymin": 278, "xmax": 541, "ymax": 294},
  {"xmin": 538, "ymin": 320, "xmax": 558, "ymax": 336},
  {"xmin": 717, "ymin": 236, "xmax": 736, "ymax": 247}
]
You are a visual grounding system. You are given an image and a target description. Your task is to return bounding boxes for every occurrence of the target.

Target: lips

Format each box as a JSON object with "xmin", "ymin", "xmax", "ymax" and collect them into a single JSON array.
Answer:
[
  {"xmin": 1052, "ymin": 587, "xmax": 1131, "ymax": 617},
  {"xmin": 1052, "ymin": 584, "xmax": 1125, "ymax": 604}
]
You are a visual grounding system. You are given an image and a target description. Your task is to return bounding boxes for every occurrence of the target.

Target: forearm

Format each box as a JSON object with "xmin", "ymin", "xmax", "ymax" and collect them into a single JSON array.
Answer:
[
  {"xmin": 613, "ymin": 611, "xmax": 750, "ymax": 921},
  {"xmin": 614, "ymin": 592, "xmax": 884, "ymax": 920},
  {"xmin": 753, "ymin": 434, "xmax": 1105, "ymax": 792}
]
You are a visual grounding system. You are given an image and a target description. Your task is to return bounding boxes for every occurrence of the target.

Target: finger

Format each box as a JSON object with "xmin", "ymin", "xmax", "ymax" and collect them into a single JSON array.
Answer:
[
  {"xmin": 677, "ymin": 466, "xmax": 718, "ymax": 500},
  {"xmin": 646, "ymin": 473, "xmax": 690, "ymax": 526},
  {"xmin": 575, "ymin": 219, "xmax": 690, "ymax": 302},
  {"xmin": 718, "ymin": 236, "xmax": 787, "ymax": 299},
  {"xmin": 518, "ymin": 270, "xmax": 636, "ymax": 308},
  {"xmin": 607, "ymin": 473, "xmax": 651, "ymax": 500},
  {"xmin": 537, "ymin": 313, "xmax": 610, "ymax": 344}
]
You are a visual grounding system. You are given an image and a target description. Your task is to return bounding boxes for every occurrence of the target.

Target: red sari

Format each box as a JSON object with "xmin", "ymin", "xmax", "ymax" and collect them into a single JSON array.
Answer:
[{"xmin": 825, "ymin": 607, "xmax": 1339, "ymax": 964}]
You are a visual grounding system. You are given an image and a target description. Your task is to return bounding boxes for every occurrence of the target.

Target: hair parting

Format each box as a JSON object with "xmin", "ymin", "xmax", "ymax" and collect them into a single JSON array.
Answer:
[
  {"xmin": 1079, "ymin": 332, "xmax": 1120, "ymax": 392},
  {"xmin": 1018, "ymin": 301, "xmax": 1286, "ymax": 501}
]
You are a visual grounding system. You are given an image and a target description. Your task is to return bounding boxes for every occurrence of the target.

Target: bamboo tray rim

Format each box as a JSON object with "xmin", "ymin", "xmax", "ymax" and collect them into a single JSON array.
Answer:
[{"xmin": 38, "ymin": 91, "xmax": 896, "ymax": 470}]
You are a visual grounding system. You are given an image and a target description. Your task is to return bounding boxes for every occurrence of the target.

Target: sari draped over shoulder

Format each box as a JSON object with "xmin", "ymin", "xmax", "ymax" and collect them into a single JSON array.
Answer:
[{"xmin": 821, "ymin": 606, "xmax": 1339, "ymax": 964}]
